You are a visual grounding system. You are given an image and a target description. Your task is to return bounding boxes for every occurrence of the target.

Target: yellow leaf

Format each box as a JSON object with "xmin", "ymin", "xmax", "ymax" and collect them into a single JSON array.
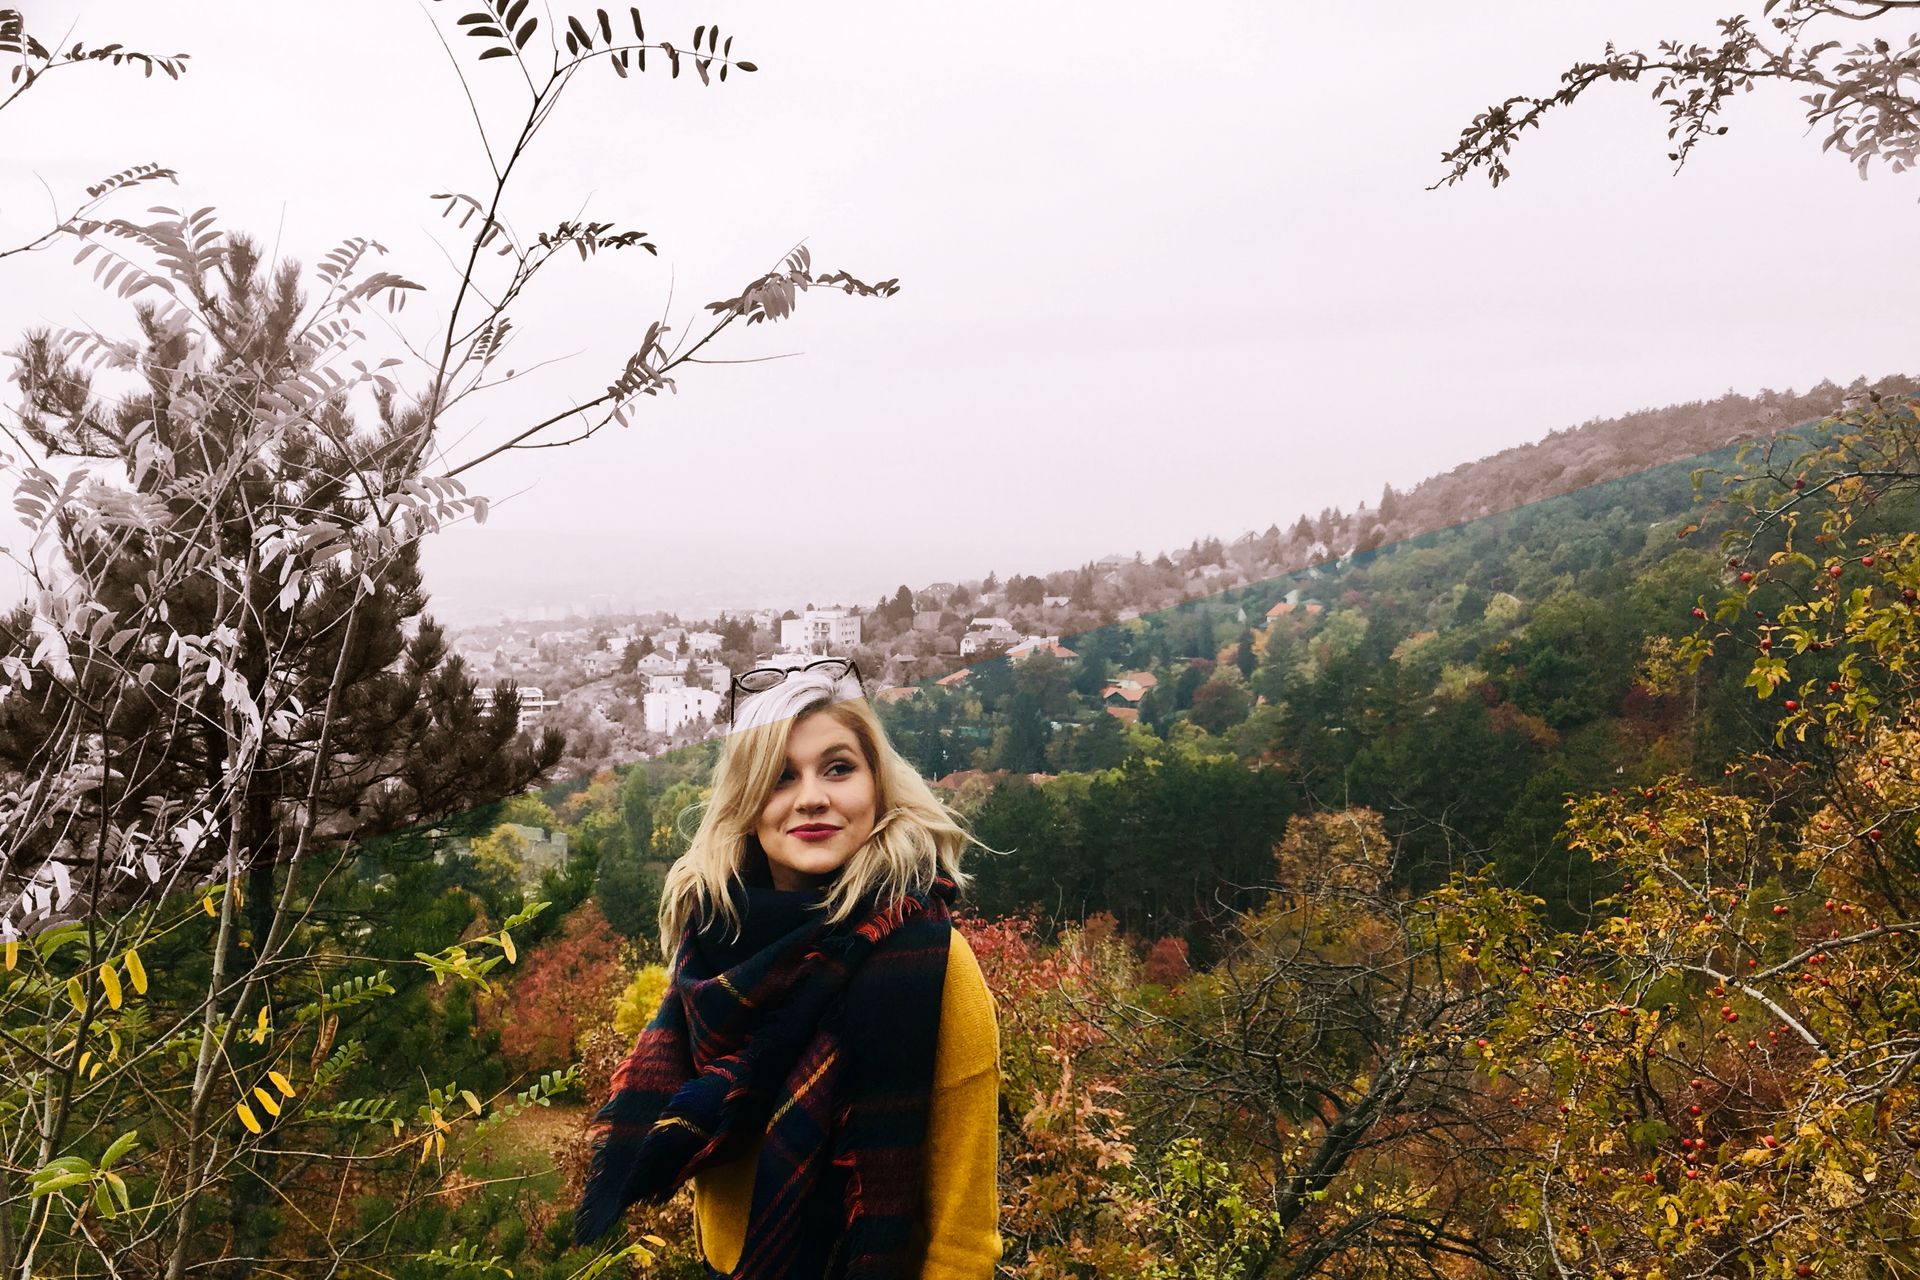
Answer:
[
  {"xmin": 230, "ymin": 876, "xmax": 243, "ymax": 909},
  {"xmin": 252, "ymin": 1005, "xmax": 270, "ymax": 1044},
  {"xmin": 1664, "ymin": 1200, "xmax": 1679, "ymax": 1228},
  {"xmin": 501, "ymin": 932, "xmax": 516, "ymax": 964},
  {"xmin": 643, "ymin": 1234, "xmax": 669, "ymax": 1248},
  {"xmin": 77, "ymin": 1050, "xmax": 92, "ymax": 1076},
  {"xmin": 461, "ymin": 1089, "xmax": 482, "ymax": 1115},
  {"xmin": 202, "ymin": 895, "xmax": 216, "ymax": 917},
  {"xmin": 99, "ymin": 962, "xmax": 122, "ymax": 1010},
  {"xmin": 88, "ymin": 1060, "xmax": 102, "ymax": 1080},
  {"xmin": 4, "ymin": 939, "xmax": 16, "ymax": 971},
  {"xmin": 253, "ymin": 1086, "xmax": 281, "ymax": 1118},
  {"xmin": 236, "ymin": 1102, "xmax": 262, "ymax": 1135},
  {"xmin": 66, "ymin": 976, "xmax": 85, "ymax": 1013},
  {"xmin": 417, "ymin": 1133, "xmax": 433, "ymax": 1164},
  {"xmin": 124, "ymin": 949, "xmax": 147, "ymax": 995},
  {"xmin": 268, "ymin": 1070, "xmax": 294, "ymax": 1098}
]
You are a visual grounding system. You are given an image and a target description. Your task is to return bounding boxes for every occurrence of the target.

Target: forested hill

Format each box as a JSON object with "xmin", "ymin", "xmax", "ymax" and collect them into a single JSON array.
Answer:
[
  {"xmin": 855, "ymin": 376, "xmax": 1914, "ymax": 660},
  {"xmin": 557, "ymin": 376, "xmax": 1918, "ymax": 962}
]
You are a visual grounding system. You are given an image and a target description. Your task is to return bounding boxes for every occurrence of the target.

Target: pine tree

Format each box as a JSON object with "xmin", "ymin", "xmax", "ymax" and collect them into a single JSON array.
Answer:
[{"xmin": 2, "ymin": 238, "xmax": 563, "ymax": 929}]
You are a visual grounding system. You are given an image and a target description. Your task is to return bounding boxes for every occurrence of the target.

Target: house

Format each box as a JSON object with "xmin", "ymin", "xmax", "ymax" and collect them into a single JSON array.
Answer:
[
  {"xmin": 499, "ymin": 822, "xmax": 570, "ymax": 882},
  {"xmin": 875, "ymin": 686, "xmax": 919, "ymax": 704},
  {"xmin": 1099, "ymin": 670, "xmax": 1157, "ymax": 709},
  {"xmin": 1043, "ymin": 595, "xmax": 1071, "ymax": 608},
  {"xmin": 935, "ymin": 667, "xmax": 972, "ymax": 688},
  {"xmin": 643, "ymin": 685, "xmax": 723, "ymax": 734},
  {"xmin": 959, "ymin": 616, "xmax": 1019, "ymax": 657},
  {"xmin": 780, "ymin": 609, "xmax": 862, "ymax": 654},
  {"xmin": 1266, "ymin": 588, "xmax": 1324, "ymax": 619},
  {"xmin": 635, "ymin": 653, "xmax": 686, "ymax": 684},
  {"xmin": 1008, "ymin": 637, "xmax": 1078, "ymax": 662},
  {"xmin": 581, "ymin": 649, "xmax": 620, "ymax": 677},
  {"xmin": 685, "ymin": 630, "xmax": 725, "ymax": 655}
]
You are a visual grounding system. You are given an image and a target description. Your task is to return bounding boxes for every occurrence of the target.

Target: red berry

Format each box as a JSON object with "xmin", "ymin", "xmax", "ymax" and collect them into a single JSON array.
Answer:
[
  {"xmin": 1830, "ymin": 564, "xmax": 1846, "ymax": 578},
  {"xmin": 1862, "ymin": 555, "xmax": 1875, "ymax": 567},
  {"xmin": 1691, "ymin": 606, "xmax": 1707, "ymax": 619},
  {"xmin": 1784, "ymin": 700, "xmax": 1798, "ymax": 711},
  {"xmin": 1739, "ymin": 571, "xmax": 1754, "ymax": 584},
  {"xmin": 1773, "ymin": 904, "xmax": 1789, "ymax": 915},
  {"xmin": 1793, "ymin": 478, "xmax": 1806, "ymax": 490},
  {"xmin": 1763, "ymin": 1135, "xmax": 1778, "ymax": 1149},
  {"xmin": 1869, "ymin": 829, "xmax": 1884, "ymax": 842}
]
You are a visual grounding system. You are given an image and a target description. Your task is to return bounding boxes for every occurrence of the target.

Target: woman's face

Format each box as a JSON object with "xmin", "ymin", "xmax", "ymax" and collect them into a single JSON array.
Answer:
[{"xmin": 754, "ymin": 710, "xmax": 878, "ymax": 892}]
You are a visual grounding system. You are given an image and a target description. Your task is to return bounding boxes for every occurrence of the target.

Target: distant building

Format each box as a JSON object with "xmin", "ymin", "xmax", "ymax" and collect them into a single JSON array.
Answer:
[
  {"xmin": 686, "ymin": 630, "xmax": 725, "ymax": 655},
  {"xmin": 471, "ymin": 685, "xmax": 553, "ymax": 733},
  {"xmin": 1008, "ymin": 636, "xmax": 1078, "ymax": 662},
  {"xmin": 499, "ymin": 822, "xmax": 570, "ymax": 882},
  {"xmin": 960, "ymin": 616, "xmax": 1019, "ymax": 657},
  {"xmin": 635, "ymin": 653, "xmax": 686, "ymax": 683},
  {"xmin": 780, "ymin": 609, "xmax": 862, "ymax": 654},
  {"xmin": 643, "ymin": 685, "xmax": 723, "ymax": 734}
]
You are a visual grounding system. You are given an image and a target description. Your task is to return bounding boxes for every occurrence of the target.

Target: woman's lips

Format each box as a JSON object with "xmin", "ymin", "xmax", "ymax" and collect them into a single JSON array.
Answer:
[{"xmin": 790, "ymin": 825, "xmax": 839, "ymax": 841}]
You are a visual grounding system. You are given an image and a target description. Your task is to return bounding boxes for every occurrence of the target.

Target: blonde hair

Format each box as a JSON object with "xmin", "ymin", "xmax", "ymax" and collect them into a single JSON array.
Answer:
[{"xmin": 656, "ymin": 669, "xmax": 986, "ymax": 956}]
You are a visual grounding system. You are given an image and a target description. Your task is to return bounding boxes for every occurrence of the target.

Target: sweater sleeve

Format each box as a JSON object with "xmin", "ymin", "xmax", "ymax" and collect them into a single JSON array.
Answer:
[{"xmin": 919, "ymin": 927, "xmax": 1004, "ymax": 1280}]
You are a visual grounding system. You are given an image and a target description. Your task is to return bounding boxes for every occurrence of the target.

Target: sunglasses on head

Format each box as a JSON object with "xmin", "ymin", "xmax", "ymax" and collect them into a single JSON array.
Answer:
[{"xmin": 728, "ymin": 657, "xmax": 865, "ymax": 724}]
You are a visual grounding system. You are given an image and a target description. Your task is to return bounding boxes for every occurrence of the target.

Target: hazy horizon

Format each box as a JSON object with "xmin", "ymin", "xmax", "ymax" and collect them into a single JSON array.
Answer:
[{"xmin": 5, "ymin": 2, "xmax": 1916, "ymax": 622}]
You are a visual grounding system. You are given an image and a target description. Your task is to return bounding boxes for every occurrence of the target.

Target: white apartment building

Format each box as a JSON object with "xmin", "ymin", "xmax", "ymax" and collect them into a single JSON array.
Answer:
[
  {"xmin": 471, "ymin": 685, "xmax": 553, "ymax": 734},
  {"xmin": 643, "ymin": 685, "xmax": 723, "ymax": 734},
  {"xmin": 779, "ymin": 609, "xmax": 862, "ymax": 654}
]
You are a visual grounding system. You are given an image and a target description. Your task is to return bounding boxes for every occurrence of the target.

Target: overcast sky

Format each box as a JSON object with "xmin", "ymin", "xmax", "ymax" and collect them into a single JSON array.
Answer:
[{"xmin": 4, "ymin": 2, "xmax": 1916, "ymax": 624}]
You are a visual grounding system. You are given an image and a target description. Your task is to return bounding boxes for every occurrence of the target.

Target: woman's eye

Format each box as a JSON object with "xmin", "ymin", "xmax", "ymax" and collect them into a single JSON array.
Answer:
[{"xmin": 827, "ymin": 761, "xmax": 853, "ymax": 777}]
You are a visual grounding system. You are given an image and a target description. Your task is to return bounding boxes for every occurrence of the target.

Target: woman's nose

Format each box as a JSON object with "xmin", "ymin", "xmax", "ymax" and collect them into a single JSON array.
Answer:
[{"xmin": 794, "ymin": 774, "xmax": 828, "ymax": 811}]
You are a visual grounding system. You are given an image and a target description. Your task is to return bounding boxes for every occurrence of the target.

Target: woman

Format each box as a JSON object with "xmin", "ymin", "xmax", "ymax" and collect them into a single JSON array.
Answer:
[{"xmin": 574, "ymin": 660, "xmax": 1004, "ymax": 1280}]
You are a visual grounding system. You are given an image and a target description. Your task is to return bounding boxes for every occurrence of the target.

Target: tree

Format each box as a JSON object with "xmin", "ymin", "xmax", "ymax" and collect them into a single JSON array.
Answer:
[
  {"xmin": 1436, "ymin": 1, "xmax": 1920, "ymax": 189},
  {"xmin": 0, "ymin": 3, "xmax": 896, "ymax": 1274},
  {"xmin": 1089, "ymin": 810, "xmax": 1530, "ymax": 1279},
  {"xmin": 1459, "ymin": 399, "xmax": 1920, "ymax": 1277}
]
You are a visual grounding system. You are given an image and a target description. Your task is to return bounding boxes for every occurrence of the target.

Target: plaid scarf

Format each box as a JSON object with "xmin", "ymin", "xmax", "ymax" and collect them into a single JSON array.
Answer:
[{"xmin": 575, "ymin": 859, "xmax": 956, "ymax": 1280}]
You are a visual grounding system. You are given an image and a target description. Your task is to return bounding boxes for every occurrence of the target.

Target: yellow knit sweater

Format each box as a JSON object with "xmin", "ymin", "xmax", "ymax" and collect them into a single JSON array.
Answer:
[{"xmin": 691, "ymin": 928, "xmax": 1003, "ymax": 1278}]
